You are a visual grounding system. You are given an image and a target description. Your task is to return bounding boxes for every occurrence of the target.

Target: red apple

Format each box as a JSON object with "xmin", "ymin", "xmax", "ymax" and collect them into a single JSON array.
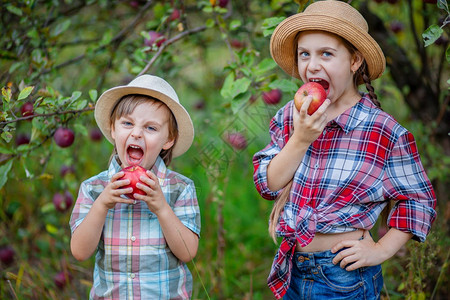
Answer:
[
  {"xmin": 121, "ymin": 165, "xmax": 148, "ymax": 200},
  {"xmin": 294, "ymin": 82, "xmax": 327, "ymax": 115},
  {"xmin": 60, "ymin": 165, "xmax": 75, "ymax": 177},
  {"xmin": 0, "ymin": 245, "xmax": 15, "ymax": 266},
  {"xmin": 144, "ymin": 31, "xmax": 166, "ymax": 49},
  {"xmin": 54, "ymin": 271, "xmax": 72, "ymax": 289},
  {"xmin": 262, "ymin": 89, "xmax": 282, "ymax": 105},
  {"xmin": 225, "ymin": 132, "xmax": 247, "ymax": 150},
  {"xmin": 16, "ymin": 133, "xmax": 30, "ymax": 145},
  {"xmin": 89, "ymin": 128, "xmax": 103, "ymax": 142},
  {"xmin": 170, "ymin": 9, "xmax": 181, "ymax": 21},
  {"xmin": 218, "ymin": 0, "xmax": 229, "ymax": 8},
  {"xmin": 21, "ymin": 101, "xmax": 34, "ymax": 121},
  {"xmin": 54, "ymin": 127, "xmax": 75, "ymax": 148},
  {"xmin": 53, "ymin": 191, "xmax": 74, "ymax": 212}
]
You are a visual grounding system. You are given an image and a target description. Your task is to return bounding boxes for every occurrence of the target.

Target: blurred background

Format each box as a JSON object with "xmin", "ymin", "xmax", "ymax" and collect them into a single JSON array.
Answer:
[{"xmin": 0, "ymin": 0, "xmax": 448, "ymax": 299}]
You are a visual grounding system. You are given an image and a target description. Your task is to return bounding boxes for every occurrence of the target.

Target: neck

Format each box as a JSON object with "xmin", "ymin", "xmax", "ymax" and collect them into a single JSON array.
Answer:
[{"xmin": 326, "ymin": 92, "xmax": 361, "ymax": 121}]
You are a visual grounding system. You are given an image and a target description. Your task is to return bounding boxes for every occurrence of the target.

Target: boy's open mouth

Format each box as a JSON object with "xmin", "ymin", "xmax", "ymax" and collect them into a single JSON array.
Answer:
[{"xmin": 127, "ymin": 145, "xmax": 144, "ymax": 166}]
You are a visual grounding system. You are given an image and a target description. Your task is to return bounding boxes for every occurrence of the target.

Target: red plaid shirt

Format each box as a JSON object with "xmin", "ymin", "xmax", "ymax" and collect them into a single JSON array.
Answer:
[{"xmin": 253, "ymin": 95, "xmax": 436, "ymax": 299}]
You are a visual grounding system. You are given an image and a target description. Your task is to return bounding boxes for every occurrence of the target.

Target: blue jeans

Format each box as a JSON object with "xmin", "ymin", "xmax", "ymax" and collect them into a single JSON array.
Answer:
[{"xmin": 284, "ymin": 250, "xmax": 383, "ymax": 300}]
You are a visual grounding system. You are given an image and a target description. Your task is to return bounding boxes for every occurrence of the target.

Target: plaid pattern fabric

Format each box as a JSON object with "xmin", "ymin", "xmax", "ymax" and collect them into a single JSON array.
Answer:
[
  {"xmin": 253, "ymin": 95, "xmax": 436, "ymax": 299},
  {"xmin": 70, "ymin": 156, "xmax": 201, "ymax": 299}
]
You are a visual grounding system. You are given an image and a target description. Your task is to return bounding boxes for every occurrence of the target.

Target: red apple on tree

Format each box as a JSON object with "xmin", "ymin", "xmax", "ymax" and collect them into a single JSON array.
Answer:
[
  {"xmin": 262, "ymin": 89, "xmax": 282, "ymax": 105},
  {"xmin": 294, "ymin": 82, "xmax": 327, "ymax": 115},
  {"xmin": 21, "ymin": 101, "xmax": 34, "ymax": 120},
  {"xmin": 0, "ymin": 245, "xmax": 15, "ymax": 266},
  {"xmin": 54, "ymin": 127, "xmax": 75, "ymax": 148},
  {"xmin": 54, "ymin": 271, "xmax": 72, "ymax": 289},
  {"xmin": 53, "ymin": 191, "xmax": 74, "ymax": 212},
  {"xmin": 121, "ymin": 165, "xmax": 148, "ymax": 200},
  {"xmin": 144, "ymin": 31, "xmax": 166, "ymax": 49},
  {"xmin": 224, "ymin": 132, "xmax": 247, "ymax": 150}
]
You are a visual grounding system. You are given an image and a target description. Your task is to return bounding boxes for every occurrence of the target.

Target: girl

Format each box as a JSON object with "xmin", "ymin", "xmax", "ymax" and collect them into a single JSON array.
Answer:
[
  {"xmin": 252, "ymin": 1, "xmax": 436, "ymax": 299},
  {"xmin": 70, "ymin": 75, "xmax": 200, "ymax": 299}
]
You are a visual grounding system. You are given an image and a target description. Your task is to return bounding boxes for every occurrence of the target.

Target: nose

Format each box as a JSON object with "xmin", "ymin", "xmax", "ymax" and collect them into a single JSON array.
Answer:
[
  {"xmin": 131, "ymin": 127, "xmax": 142, "ymax": 138},
  {"xmin": 307, "ymin": 55, "xmax": 321, "ymax": 73}
]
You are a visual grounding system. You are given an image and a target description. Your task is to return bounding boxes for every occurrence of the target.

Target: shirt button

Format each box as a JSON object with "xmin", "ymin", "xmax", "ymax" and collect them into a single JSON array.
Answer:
[
  {"xmin": 130, "ymin": 273, "xmax": 135, "ymax": 279},
  {"xmin": 298, "ymin": 256, "xmax": 305, "ymax": 262},
  {"xmin": 131, "ymin": 236, "xmax": 136, "ymax": 242}
]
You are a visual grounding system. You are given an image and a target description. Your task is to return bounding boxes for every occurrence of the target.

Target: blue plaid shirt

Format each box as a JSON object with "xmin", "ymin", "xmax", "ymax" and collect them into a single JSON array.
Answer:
[
  {"xmin": 253, "ymin": 95, "xmax": 436, "ymax": 299},
  {"xmin": 70, "ymin": 156, "xmax": 201, "ymax": 299}
]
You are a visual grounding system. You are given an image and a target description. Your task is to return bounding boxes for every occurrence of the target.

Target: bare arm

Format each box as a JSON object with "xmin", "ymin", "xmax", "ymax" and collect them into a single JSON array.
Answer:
[
  {"xmin": 331, "ymin": 228, "xmax": 413, "ymax": 271},
  {"xmin": 267, "ymin": 97, "xmax": 330, "ymax": 191},
  {"xmin": 136, "ymin": 170, "xmax": 199, "ymax": 263},
  {"xmin": 70, "ymin": 172, "xmax": 134, "ymax": 261}
]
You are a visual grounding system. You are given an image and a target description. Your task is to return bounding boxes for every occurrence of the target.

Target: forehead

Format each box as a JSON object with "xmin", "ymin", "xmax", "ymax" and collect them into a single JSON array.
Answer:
[{"xmin": 297, "ymin": 30, "xmax": 345, "ymax": 47}]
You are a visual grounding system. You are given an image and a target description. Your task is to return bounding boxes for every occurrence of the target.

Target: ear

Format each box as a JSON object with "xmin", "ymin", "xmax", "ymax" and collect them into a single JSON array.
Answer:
[
  {"xmin": 162, "ymin": 138, "xmax": 175, "ymax": 150},
  {"xmin": 350, "ymin": 51, "xmax": 364, "ymax": 74},
  {"xmin": 110, "ymin": 125, "xmax": 116, "ymax": 141}
]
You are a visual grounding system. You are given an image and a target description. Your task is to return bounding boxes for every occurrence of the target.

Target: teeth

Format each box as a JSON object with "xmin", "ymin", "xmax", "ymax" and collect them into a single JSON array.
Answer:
[
  {"xmin": 129, "ymin": 145, "xmax": 141, "ymax": 149},
  {"xmin": 311, "ymin": 79, "xmax": 321, "ymax": 82}
]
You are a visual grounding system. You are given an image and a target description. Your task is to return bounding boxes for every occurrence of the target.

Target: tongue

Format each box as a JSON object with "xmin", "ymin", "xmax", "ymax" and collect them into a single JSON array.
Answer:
[
  {"xmin": 318, "ymin": 80, "xmax": 329, "ymax": 90},
  {"xmin": 128, "ymin": 147, "xmax": 143, "ymax": 160}
]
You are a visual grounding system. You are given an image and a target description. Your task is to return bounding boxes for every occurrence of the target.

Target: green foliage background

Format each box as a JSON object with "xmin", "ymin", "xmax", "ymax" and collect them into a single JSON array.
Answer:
[{"xmin": 1, "ymin": 0, "xmax": 449, "ymax": 299}]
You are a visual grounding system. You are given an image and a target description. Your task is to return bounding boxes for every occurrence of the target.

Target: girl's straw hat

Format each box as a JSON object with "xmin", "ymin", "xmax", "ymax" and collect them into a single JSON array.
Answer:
[
  {"xmin": 95, "ymin": 74, "xmax": 194, "ymax": 158},
  {"xmin": 270, "ymin": 0, "xmax": 385, "ymax": 82}
]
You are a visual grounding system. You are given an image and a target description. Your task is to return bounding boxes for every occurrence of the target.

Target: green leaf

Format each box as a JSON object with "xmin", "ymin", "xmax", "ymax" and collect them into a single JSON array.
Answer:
[
  {"xmin": 2, "ymin": 87, "xmax": 12, "ymax": 103},
  {"xmin": 6, "ymin": 4, "xmax": 22, "ymax": 16},
  {"xmin": 0, "ymin": 159, "xmax": 14, "ymax": 190},
  {"xmin": 261, "ymin": 17, "xmax": 285, "ymax": 37},
  {"xmin": 46, "ymin": 224, "xmax": 59, "ymax": 235},
  {"xmin": 51, "ymin": 19, "xmax": 71, "ymax": 37},
  {"xmin": 269, "ymin": 79, "xmax": 299, "ymax": 93},
  {"xmin": 230, "ymin": 77, "xmax": 252, "ymax": 99},
  {"xmin": 89, "ymin": 89, "xmax": 98, "ymax": 102},
  {"xmin": 423, "ymin": 25, "xmax": 444, "ymax": 47},
  {"xmin": 18, "ymin": 86, "xmax": 34, "ymax": 101},
  {"xmin": 220, "ymin": 72, "xmax": 236, "ymax": 99},
  {"xmin": 206, "ymin": 18, "xmax": 215, "ymax": 28},
  {"xmin": 229, "ymin": 19, "xmax": 242, "ymax": 30},
  {"xmin": 231, "ymin": 91, "xmax": 251, "ymax": 114},
  {"xmin": 254, "ymin": 58, "xmax": 277, "ymax": 76},
  {"xmin": 71, "ymin": 91, "xmax": 82, "ymax": 101}
]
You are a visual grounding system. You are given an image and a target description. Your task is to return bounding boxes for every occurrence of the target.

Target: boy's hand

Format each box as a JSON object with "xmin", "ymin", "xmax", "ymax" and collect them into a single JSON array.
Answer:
[
  {"xmin": 97, "ymin": 171, "xmax": 135, "ymax": 209},
  {"xmin": 135, "ymin": 170, "xmax": 168, "ymax": 215}
]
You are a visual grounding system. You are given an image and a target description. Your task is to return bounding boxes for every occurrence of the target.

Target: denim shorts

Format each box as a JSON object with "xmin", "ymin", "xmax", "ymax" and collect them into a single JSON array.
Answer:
[{"xmin": 284, "ymin": 250, "xmax": 383, "ymax": 300}]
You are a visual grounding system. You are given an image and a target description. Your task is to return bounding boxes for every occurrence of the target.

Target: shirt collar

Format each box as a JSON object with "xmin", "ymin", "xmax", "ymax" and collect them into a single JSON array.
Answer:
[
  {"xmin": 107, "ymin": 155, "xmax": 167, "ymax": 186},
  {"xmin": 331, "ymin": 94, "xmax": 376, "ymax": 134}
]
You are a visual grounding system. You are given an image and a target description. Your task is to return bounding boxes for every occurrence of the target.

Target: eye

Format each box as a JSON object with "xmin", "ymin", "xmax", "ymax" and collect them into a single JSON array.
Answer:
[
  {"xmin": 298, "ymin": 51, "xmax": 309, "ymax": 58},
  {"xmin": 122, "ymin": 121, "xmax": 133, "ymax": 126},
  {"xmin": 147, "ymin": 126, "xmax": 156, "ymax": 131},
  {"xmin": 322, "ymin": 51, "xmax": 333, "ymax": 58}
]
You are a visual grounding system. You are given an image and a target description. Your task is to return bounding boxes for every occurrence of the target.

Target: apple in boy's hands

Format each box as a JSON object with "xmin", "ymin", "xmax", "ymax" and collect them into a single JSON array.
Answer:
[
  {"xmin": 294, "ymin": 82, "xmax": 327, "ymax": 115},
  {"xmin": 121, "ymin": 165, "xmax": 148, "ymax": 200}
]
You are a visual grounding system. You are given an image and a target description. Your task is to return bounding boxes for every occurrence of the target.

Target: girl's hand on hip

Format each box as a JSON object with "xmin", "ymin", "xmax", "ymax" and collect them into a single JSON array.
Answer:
[
  {"xmin": 330, "ymin": 230, "xmax": 389, "ymax": 271},
  {"xmin": 135, "ymin": 170, "xmax": 168, "ymax": 215}
]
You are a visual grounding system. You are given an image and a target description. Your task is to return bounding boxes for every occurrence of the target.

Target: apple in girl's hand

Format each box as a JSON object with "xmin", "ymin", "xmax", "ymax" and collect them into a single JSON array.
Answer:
[
  {"xmin": 294, "ymin": 82, "xmax": 327, "ymax": 115},
  {"xmin": 121, "ymin": 165, "xmax": 148, "ymax": 200}
]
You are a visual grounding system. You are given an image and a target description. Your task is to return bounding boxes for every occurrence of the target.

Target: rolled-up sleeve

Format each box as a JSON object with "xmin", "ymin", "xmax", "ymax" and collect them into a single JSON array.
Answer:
[
  {"xmin": 383, "ymin": 131, "xmax": 437, "ymax": 242},
  {"xmin": 173, "ymin": 180, "xmax": 201, "ymax": 236}
]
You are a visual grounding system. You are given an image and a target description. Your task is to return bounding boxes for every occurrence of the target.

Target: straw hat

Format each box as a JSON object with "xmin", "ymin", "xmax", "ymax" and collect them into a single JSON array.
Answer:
[
  {"xmin": 270, "ymin": 0, "xmax": 385, "ymax": 83},
  {"xmin": 95, "ymin": 74, "xmax": 194, "ymax": 158}
]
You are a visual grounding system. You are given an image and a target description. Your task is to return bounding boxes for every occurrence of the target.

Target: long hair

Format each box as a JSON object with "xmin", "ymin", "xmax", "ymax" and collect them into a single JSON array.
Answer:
[
  {"xmin": 268, "ymin": 32, "xmax": 387, "ymax": 243},
  {"xmin": 108, "ymin": 94, "xmax": 178, "ymax": 166}
]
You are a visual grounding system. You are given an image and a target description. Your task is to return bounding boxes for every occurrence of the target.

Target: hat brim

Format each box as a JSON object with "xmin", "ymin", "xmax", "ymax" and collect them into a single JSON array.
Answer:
[
  {"xmin": 270, "ymin": 14, "xmax": 386, "ymax": 82},
  {"xmin": 95, "ymin": 86, "xmax": 194, "ymax": 158}
]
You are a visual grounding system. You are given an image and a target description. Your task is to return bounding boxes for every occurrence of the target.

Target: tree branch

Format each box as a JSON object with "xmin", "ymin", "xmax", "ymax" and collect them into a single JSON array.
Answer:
[{"xmin": 0, "ymin": 107, "xmax": 94, "ymax": 126}]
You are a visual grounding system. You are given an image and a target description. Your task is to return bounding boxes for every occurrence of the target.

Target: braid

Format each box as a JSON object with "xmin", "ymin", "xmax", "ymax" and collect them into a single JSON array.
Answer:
[{"xmin": 361, "ymin": 68, "xmax": 382, "ymax": 109}]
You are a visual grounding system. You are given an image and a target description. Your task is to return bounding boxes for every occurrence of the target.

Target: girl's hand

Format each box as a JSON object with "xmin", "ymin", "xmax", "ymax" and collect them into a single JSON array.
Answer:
[
  {"xmin": 97, "ymin": 171, "xmax": 135, "ymax": 210},
  {"xmin": 291, "ymin": 95, "xmax": 331, "ymax": 145},
  {"xmin": 331, "ymin": 230, "xmax": 389, "ymax": 271},
  {"xmin": 134, "ymin": 170, "xmax": 168, "ymax": 215}
]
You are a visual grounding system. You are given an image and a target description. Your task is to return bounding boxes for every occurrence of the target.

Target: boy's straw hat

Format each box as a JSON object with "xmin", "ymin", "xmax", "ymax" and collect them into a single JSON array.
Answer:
[
  {"xmin": 270, "ymin": 0, "xmax": 385, "ymax": 82},
  {"xmin": 95, "ymin": 74, "xmax": 194, "ymax": 158}
]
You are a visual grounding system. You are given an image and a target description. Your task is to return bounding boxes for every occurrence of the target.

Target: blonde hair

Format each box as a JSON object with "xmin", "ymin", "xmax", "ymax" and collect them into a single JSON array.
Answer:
[{"xmin": 109, "ymin": 94, "xmax": 178, "ymax": 166}]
